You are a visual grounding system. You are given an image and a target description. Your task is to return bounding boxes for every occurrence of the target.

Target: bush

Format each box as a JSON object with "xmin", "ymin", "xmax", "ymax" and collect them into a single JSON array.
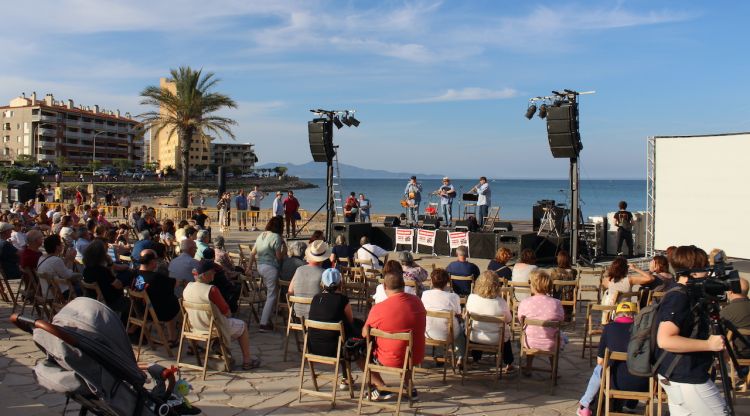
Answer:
[{"xmin": 1, "ymin": 168, "xmax": 42, "ymax": 189}]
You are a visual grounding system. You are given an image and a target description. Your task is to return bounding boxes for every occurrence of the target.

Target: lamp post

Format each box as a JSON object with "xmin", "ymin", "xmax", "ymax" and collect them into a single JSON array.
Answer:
[{"xmin": 91, "ymin": 130, "xmax": 108, "ymax": 182}]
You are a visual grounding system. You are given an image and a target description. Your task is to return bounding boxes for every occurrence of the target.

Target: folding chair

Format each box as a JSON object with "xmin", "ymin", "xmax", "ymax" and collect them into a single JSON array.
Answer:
[
  {"xmin": 582, "ymin": 304, "xmax": 617, "ymax": 366},
  {"xmin": 176, "ymin": 300, "xmax": 233, "ymax": 380},
  {"xmin": 346, "ymin": 266, "xmax": 370, "ymax": 311},
  {"xmin": 553, "ymin": 279, "xmax": 579, "ymax": 323},
  {"xmin": 0, "ymin": 266, "xmax": 17, "ymax": 304},
  {"xmin": 463, "ymin": 312, "xmax": 507, "ymax": 385},
  {"xmin": 239, "ymin": 273, "xmax": 266, "ymax": 324},
  {"xmin": 449, "ymin": 275, "xmax": 474, "ymax": 306},
  {"xmin": 596, "ymin": 349, "xmax": 653, "ymax": 416},
  {"xmin": 275, "ymin": 279, "xmax": 291, "ymax": 328},
  {"xmin": 520, "ymin": 318, "xmax": 562, "ymax": 386},
  {"xmin": 615, "ymin": 291, "xmax": 641, "ymax": 306},
  {"xmin": 577, "ymin": 268, "xmax": 604, "ymax": 312},
  {"xmin": 127, "ymin": 288, "xmax": 174, "ymax": 360},
  {"xmin": 81, "ymin": 280, "xmax": 105, "ymax": 303},
  {"xmin": 646, "ymin": 290, "xmax": 666, "ymax": 306},
  {"xmin": 728, "ymin": 328, "xmax": 750, "ymax": 394},
  {"xmin": 509, "ymin": 281, "xmax": 531, "ymax": 336},
  {"xmin": 38, "ymin": 272, "xmax": 75, "ymax": 317},
  {"xmin": 358, "ymin": 328, "xmax": 415, "ymax": 416},
  {"xmin": 418, "ymin": 310, "xmax": 456, "ymax": 382},
  {"xmin": 298, "ymin": 320, "xmax": 354, "ymax": 408},
  {"xmin": 17, "ymin": 267, "xmax": 51, "ymax": 319},
  {"xmin": 284, "ymin": 295, "xmax": 312, "ymax": 362}
]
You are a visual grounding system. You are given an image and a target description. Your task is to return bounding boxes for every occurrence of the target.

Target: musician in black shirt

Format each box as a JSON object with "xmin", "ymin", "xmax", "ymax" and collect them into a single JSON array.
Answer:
[{"xmin": 614, "ymin": 201, "xmax": 634, "ymax": 257}]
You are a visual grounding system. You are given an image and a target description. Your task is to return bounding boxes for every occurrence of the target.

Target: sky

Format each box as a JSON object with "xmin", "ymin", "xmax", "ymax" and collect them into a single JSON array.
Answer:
[{"xmin": 1, "ymin": 0, "xmax": 748, "ymax": 179}]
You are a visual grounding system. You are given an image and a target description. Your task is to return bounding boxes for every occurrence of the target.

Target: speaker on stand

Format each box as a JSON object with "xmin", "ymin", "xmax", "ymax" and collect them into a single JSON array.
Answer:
[{"xmin": 217, "ymin": 166, "xmax": 226, "ymax": 199}]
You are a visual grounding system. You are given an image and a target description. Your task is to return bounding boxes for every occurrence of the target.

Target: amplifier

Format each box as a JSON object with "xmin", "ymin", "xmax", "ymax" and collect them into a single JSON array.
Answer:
[{"xmin": 495, "ymin": 231, "xmax": 538, "ymax": 260}]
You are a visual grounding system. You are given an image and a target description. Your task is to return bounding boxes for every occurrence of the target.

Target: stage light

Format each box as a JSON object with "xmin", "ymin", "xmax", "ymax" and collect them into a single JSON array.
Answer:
[
  {"xmin": 333, "ymin": 116, "xmax": 343, "ymax": 129},
  {"xmin": 525, "ymin": 104, "xmax": 537, "ymax": 119},
  {"xmin": 349, "ymin": 116, "xmax": 360, "ymax": 127},
  {"xmin": 341, "ymin": 114, "xmax": 352, "ymax": 126},
  {"xmin": 538, "ymin": 104, "xmax": 548, "ymax": 119}
]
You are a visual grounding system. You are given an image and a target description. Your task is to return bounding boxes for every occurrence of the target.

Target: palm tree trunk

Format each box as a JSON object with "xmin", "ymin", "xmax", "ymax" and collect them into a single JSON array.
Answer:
[{"xmin": 179, "ymin": 128, "xmax": 192, "ymax": 208}]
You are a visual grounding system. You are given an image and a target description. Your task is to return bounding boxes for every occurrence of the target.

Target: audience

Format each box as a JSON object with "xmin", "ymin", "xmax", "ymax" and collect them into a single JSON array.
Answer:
[
  {"xmin": 356, "ymin": 236, "xmax": 388, "ymax": 271},
  {"xmin": 0, "ymin": 222, "xmax": 22, "ymax": 280},
  {"xmin": 194, "ymin": 230, "xmax": 211, "ymax": 261},
  {"xmin": 487, "ymin": 247, "xmax": 513, "ymax": 281},
  {"xmin": 307, "ymin": 268, "xmax": 360, "ymax": 361},
  {"xmin": 550, "ymin": 250, "xmax": 577, "ymax": 320},
  {"xmin": 445, "ymin": 245, "xmax": 480, "ymax": 296},
  {"xmin": 131, "ymin": 230, "xmax": 155, "ymax": 265},
  {"xmin": 330, "ymin": 234, "xmax": 353, "ymax": 268},
  {"xmin": 372, "ymin": 260, "xmax": 404, "ymax": 304},
  {"xmin": 465, "ymin": 271, "xmax": 514, "ymax": 372},
  {"xmin": 288, "ymin": 240, "xmax": 329, "ymax": 319},
  {"xmin": 280, "ymin": 241, "xmax": 307, "ymax": 282},
  {"xmin": 168, "ymin": 239, "xmax": 199, "ymax": 297},
  {"xmin": 248, "ymin": 216, "xmax": 286, "ymax": 332},
  {"xmin": 38, "ymin": 235, "xmax": 81, "ymax": 298},
  {"xmin": 720, "ymin": 277, "xmax": 750, "ymax": 361},
  {"xmin": 133, "ymin": 249, "xmax": 180, "ymax": 346},
  {"xmin": 82, "ymin": 239, "xmax": 127, "ymax": 322},
  {"xmin": 399, "ymin": 251, "xmax": 428, "ymax": 294},
  {"xmin": 517, "ymin": 269, "xmax": 564, "ymax": 376},
  {"xmin": 19, "ymin": 230, "xmax": 44, "ymax": 272},
  {"xmin": 511, "ymin": 249, "xmax": 538, "ymax": 295},
  {"xmin": 601, "ymin": 257, "xmax": 632, "ymax": 308},
  {"xmin": 421, "ymin": 268, "xmax": 465, "ymax": 365}
]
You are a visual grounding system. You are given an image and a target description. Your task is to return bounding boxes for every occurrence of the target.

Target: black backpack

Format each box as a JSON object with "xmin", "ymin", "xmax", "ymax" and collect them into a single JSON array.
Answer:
[{"xmin": 626, "ymin": 286, "xmax": 698, "ymax": 378}]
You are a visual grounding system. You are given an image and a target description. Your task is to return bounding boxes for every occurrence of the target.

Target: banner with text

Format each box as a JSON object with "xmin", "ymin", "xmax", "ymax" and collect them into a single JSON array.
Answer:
[
  {"xmin": 417, "ymin": 229, "xmax": 437, "ymax": 247},
  {"xmin": 395, "ymin": 228, "xmax": 415, "ymax": 251},
  {"xmin": 448, "ymin": 231, "xmax": 470, "ymax": 250}
]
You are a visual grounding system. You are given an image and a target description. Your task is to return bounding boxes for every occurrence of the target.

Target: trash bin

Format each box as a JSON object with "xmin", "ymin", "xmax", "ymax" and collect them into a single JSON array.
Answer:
[{"xmin": 7, "ymin": 180, "xmax": 36, "ymax": 205}]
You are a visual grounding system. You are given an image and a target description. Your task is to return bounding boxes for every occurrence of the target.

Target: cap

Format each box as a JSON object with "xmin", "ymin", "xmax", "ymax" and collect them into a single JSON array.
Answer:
[
  {"xmin": 0, "ymin": 222, "xmax": 12, "ymax": 233},
  {"xmin": 616, "ymin": 301, "xmax": 637, "ymax": 315},
  {"xmin": 322, "ymin": 268, "xmax": 342, "ymax": 288},
  {"xmin": 196, "ymin": 260, "xmax": 215, "ymax": 275},
  {"xmin": 410, "ymin": 175, "xmax": 417, "ymax": 180}
]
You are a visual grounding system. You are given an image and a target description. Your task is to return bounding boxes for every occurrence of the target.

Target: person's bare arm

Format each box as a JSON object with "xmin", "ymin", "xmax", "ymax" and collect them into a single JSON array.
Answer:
[
  {"xmin": 601, "ymin": 277, "xmax": 610, "ymax": 289},
  {"xmin": 657, "ymin": 321, "xmax": 724, "ymax": 353},
  {"xmin": 628, "ymin": 264, "xmax": 655, "ymax": 286}
]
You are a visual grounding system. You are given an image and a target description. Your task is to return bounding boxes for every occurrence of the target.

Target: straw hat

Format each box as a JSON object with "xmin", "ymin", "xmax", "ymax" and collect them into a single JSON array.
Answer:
[{"xmin": 305, "ymin": 240, "xmax": 331, "ymax": 262}]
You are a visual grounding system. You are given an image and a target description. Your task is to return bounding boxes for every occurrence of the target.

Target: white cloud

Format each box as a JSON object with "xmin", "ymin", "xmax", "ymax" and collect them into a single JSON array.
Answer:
[{"xmin": 404, "ymin": 87, "xmax": 519, "ymax": 103}]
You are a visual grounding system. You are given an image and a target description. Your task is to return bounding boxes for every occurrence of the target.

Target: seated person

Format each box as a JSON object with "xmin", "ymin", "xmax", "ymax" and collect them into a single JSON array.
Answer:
[
  {"xmin": 487, "ymin": 247, "xmax": 513, "ymax": 281},
  {"xmin": 720, "ymin": 277, "xmax": 750, "ymax": 367},
  {"xmin": 399, "ymin": 251, "xmax": 428, "ymax": 294},
  {"xmin": 202, "ymin": 248, "xmax": 241, "ymax": 313},
  {"xmin": 183, "ymin": 260, "xmax": 260, "ymax": 370},
  {"xmin": 0, "ymin": 222, "xmax": 22, "ymax": 280},
  {"xmin": 330, "ymin": 234, "xmax": 353, "ymax": 268},
  {"xmin": 517, "ymin": 269, "xmax": 564, "ymax": 376},
  {"xmin": 356, "ymin": 236, "xmax": 387, "ymax": 271},
  {"xmin": 37, "ymin": 235, "xmax": 82, "ymax": 298},
  {"xmin": 372, "ymin": 260, "xmax": 403, "ymax": 304},
  {"xmin": 82, "ymin": 239, "xmax": 127, "ymax": 323},
  {"xmin": 510, "ymin": 249, "xmax": 538, "ymax": 300},
  {"xmin": 577, "ymin": 302, "xmax": 648, "ymax": 416},
  {"xmin": 550, "ymin": 250, "xmax": 578, "ymax": 320},
  {"xmin": 133, "ymin": 249, "xmax": 180, "ymax": 346},
  {"xmin": 465, "ymin": 271, "xmax": 514, "ymax": 372},
  {"xmin": 281, "ymin": 241, "xmax": 307, "ymax": 282},
  {"xmin": 421, "ymin": 268, "xmax": 465, "ymax": 364},
  {"xmin": 361, "ymin": 271, "xmax": 426, "ymax": 401},
  {"xmin": 445, "ymin": 245, "xmax": 480, "ymax": 296},
  {"xmin": 601, "ymin": 257, "xmax": 632, "ymax": 314},
  {"xmin": 288, "ymin": 240, "xmax": 329, "ymax": 319}
]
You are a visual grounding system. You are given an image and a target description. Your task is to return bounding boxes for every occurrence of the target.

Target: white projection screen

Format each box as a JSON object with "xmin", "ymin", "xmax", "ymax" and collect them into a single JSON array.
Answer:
[{"xmin": 653, "ymin": 133, "xmax": 750, "ymax": 259}]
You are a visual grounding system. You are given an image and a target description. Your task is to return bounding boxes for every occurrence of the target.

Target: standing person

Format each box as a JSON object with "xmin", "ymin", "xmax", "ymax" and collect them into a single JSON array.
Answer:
[
  {"xmin": 403, "ymin": 176, "xmax": 422, "ymax": 226},
  {"xmin": 655, "ymin": 245, "xmax": 728, "ymax": 415},
  {"xmin": 248, "ymin": 185, "xmax": 265, "ymax": 231},
  {"xmin": 473, "ymin": 176, "xmax": 491, "ymax": 227},
  {"xmin": 248, "ymin": 217, "xmax": 286, "ymax": 332},
  {"xmin": 343, "ymin": 192, "xmax": 359, "ymax": 223},
  {"xmin": 437, "ymin": 177, "xmax": 456, "ymax": 227},
  {"xmin": 358, "ymin": 193, "xmax": 371, "ymax": 223},
  {"xmin": 272, "ymin": 191, "xmax": 283, "ymax": 218},
  {"xmin": 282, "ymin": 190, "xmax": 300, "ymax": 238},
  {"xmin": 235, "ymin": 189, "xmax": 248, "ymax": 231},
  {"xmin": 118, "ymin": 194, "xmax": 130, "ymax": 219},
  {"xmin": 614, "ymin": 201, "xmax": 634, "ymax": 257},
  {"xmin": 199, "ymin": 194, "xmax": 206, "ymax": 207},
  {"xmin": 105, "ymin": 189, "xmax": 113, "ymax": 208},
  {"xmin": 75, "ymin": 188, "xmax": 84, "ymax": 207}
]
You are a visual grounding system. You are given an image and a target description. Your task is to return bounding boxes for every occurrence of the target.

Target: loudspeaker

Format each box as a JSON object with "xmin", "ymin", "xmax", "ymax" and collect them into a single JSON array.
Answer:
[
  {"xmin": 421, "ymin": 218, "xmax": 440, "ymax": 230},
  {"xmin": 496, "ymin": 231, "xmax": 538, "ymax": 261},
  {"xmin": 331, "ymin": 222, "xmax": 372, "ymax": 251},
  {"xmin": 546, "ymin": 103, "xmax": 582, "ymax": 158},
  {"xmin": 371, "ymin": 226, "xmax": 395, "ymax": 251},
  {"xmin": 217, "ymin": 166, "xmax": 226, "ymax": 197},
  {"xmin": 493, "ymin": 221, "xmax": 513, "ymax": 232},
  {"xmin": 454, "ymin": 219, "xmax": 469, "ymax": 231},
  {"xmin": 308, "ymin": 119, "xmax": 334, "ymax": 162},
  {"xmin": 383, "ymin": 216, "xmax": 401, "ymax": 227}
]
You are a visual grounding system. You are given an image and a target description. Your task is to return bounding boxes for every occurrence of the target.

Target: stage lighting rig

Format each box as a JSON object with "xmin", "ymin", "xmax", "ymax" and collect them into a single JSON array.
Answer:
[
  {"xmin": 333, "ymin": 116, "xmax": 344, "ymax": 129},
  {"xmin": 525, "ymin": 103, "xmax": 537, "ymax": 119},
  {"xmin": 538, "ymin": 103, "xmax": 548, "ymax": 119}
]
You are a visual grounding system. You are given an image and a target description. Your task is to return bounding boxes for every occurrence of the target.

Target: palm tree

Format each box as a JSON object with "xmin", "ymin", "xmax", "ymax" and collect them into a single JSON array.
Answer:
[{"xmin": 139, "ymin": 66, "xmax": 237, "ymax": 207}]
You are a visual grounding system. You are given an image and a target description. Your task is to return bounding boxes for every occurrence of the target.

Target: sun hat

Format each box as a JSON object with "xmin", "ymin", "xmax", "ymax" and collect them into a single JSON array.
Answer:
[
  {"xmin": 322, "ymin": 268, "xmax": 342, "ymax": 288},
  {"xmin": 305, "ymin": 240, "xmax": 331, "ymax": 262},
  {"xmin": 442, "ymin": 177, "xmax": 449, "ymax": 181},
  {"xmin": 0, "ymin": 222, "xmax": 12, "ymax": 233},
  {"xmin": 616, "ymin": 301, "xmax": 637, "ymax": 315}
]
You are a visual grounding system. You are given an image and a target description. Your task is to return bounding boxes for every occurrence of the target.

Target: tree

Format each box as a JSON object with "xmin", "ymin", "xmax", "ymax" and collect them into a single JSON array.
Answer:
[
  {"xmin": 144, "ymin": 161, "xmax": 159, "ymax": 172},
  {"xmin": 112, "ymin": 158, "xmax": 132, "ymax": 172},
  {"xmin": 55, "ymin": 156, "xmax": 69, "ymax": 171},
  {"xmin": 139, "ymin": 66, "xmax": 237, "ymax": 207},
  {"xmin": 274, "ymin": 166, "xmax": 288, "ymax": 177},
  {"xmin": 88, "ymin": 160, "xmax": 102, "ymax": 172},
  {"xmin": 14, "ymin": 154, "xmax": 36, "ymax": 167}
]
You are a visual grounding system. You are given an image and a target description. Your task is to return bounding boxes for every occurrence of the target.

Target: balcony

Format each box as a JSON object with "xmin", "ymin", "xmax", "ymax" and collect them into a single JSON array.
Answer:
[{"xmin": 39, "ymin": 128, "xmax": 57, "ymax": 136}]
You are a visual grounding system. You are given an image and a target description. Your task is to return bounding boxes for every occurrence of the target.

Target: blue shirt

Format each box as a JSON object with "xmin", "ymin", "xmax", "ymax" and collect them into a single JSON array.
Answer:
[
  {"xmin": 477, "ymin": 183, "xmax": 491, "ymax": 206},
  {"xmin": 235, "ymin": 195, "xmax": 248, "ymax": 210},
  {"xmin": 404, "ymin": 182, "xmax": 422, "ymax": 203},
  {"xmin": 438, "ymin": 184, "xmax": 455, "ymax": 205},
  {"xmin": 445, "ymin": 260, "xmax": 480, "ymax": 296},
  {"xmin": 132, "ymin": 239, "xmax": 155, "ymax": 264}
]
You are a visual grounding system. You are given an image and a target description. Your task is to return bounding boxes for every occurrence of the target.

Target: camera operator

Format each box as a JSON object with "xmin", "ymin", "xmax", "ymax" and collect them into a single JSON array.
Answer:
[{"xmin": 655, "ymin": 245, "xmax": 728, "ymax": 415}]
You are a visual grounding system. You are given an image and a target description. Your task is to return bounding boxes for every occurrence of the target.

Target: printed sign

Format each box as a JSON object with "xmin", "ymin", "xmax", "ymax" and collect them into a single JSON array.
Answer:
[
  {"xmin": 395, "ymin": 228, "xmax": 414, "ymax": 245},
  {"xmin": 448, "ymin": 231, "xmax": 469, "ymax": 249},
  {"xmin": 416, "ymin": 229, "xmax": 437, "ymax": 247}
]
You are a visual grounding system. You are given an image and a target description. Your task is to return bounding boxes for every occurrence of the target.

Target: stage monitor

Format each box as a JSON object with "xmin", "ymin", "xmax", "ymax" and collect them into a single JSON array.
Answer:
[{"xmin": 652, "ymin": 133, "xmax": 750, "ymax": 259}]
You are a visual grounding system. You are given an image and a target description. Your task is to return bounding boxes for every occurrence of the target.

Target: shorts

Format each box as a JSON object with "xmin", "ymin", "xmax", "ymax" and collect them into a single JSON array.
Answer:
[
  {"xmin": 250, "ymin": 206, "xmax": 260, "ymax": 212},
  {"xmin": 228, "ymin": 317, "xmax": 246, "ymax": 339}
]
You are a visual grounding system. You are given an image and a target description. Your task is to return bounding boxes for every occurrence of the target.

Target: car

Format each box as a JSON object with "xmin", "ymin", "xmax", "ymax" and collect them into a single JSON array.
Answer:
[
  {"xmin": 26, "ymin": 167, "xmax": 49, "ymax": 175},
  {"xmin": 240, "ymin": 172, "xmax": 256, "ymax": 178},
  {"xmin": 94, "ymin": 168, "xmax": 119, "ymax": 176},
  {"xmin": 226, "ymin": 172, "xmax": 235, "ymax": 178}
]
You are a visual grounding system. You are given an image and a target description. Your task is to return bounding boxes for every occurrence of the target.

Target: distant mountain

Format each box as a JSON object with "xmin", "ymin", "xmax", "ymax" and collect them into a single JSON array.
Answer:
[{"xmin": 256, "ymin": 161, "xmax": 443, "ymax": 179}]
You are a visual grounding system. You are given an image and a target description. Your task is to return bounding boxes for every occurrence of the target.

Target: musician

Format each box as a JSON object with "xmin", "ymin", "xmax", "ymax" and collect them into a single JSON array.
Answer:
[
  {"xmin": 358, "ymin": 193, "xmax": 371, "ymax": 223},
  {"xmin": 614, "ymin": 201, "xmax": 634, "ymax": 257},
  {"xmin": 472, "ymin": 177, "xmax": 491, "ymax": 226},
  {"xmin": 403, "ymin": 176, "xmax": 422, "ymax": 226},
  {"xmin": 437, "ymin": 177, "xmax": 456, "ymax": 227}
]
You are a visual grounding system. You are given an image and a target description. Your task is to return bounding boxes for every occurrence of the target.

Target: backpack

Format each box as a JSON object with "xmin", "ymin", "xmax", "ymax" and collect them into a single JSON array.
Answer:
[{"xmin": 626, "ymin": 286, "xmax": 689, "ymax": 377}]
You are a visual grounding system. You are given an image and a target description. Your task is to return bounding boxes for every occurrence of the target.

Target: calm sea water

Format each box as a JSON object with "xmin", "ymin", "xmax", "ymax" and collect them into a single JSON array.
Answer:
[{"xmin": 203, "ymin": 178, "xmax": 646, "ymax": 220}]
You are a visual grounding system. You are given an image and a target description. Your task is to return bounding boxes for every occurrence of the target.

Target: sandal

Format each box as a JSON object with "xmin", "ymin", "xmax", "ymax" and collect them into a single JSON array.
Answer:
[{"xmin": 241, "ymin": 358, "xmax": 261, "ymax": 370}]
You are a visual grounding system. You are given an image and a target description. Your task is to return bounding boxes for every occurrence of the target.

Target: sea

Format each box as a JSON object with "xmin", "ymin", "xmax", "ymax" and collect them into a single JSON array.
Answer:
[{"xmin": 201, "ymin": 178, "xmax": 646, "ymax": 221}]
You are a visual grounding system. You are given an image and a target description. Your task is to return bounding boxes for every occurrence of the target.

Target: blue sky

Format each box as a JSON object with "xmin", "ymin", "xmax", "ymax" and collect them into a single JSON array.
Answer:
[{"xmin": 1, "ymin": 1, "xmax": 748, "ymax": 179}]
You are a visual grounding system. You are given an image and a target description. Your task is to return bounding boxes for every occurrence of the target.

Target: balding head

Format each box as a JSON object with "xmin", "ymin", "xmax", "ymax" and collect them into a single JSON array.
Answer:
[
  {"xmin": 729, "ymin": 277, "xmax": 750, "ymax": 300},
  {"xmin": 139, "ymin": 249, "xmax": 158, "ymax": 271},
  {"xmin": 383, "ymin": 272, "xmax": 405, "ymax": 294},
  {"xmin": 26, "ymin": 230, "xmax": 44, "ymax": 249},
  {"xmin": 180, "ymin": 239, "xmax": 197, "ymax": 256}
]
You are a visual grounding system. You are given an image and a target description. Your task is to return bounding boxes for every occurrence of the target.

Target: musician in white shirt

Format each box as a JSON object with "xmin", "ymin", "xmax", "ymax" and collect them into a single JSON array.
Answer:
[
  {"xmin": 247, "ymin": 185, "xmax": 265, "ymax": 231},
  {"xmin": 474, "ymin": 176, "xmax": 491, "ymax": 226}
]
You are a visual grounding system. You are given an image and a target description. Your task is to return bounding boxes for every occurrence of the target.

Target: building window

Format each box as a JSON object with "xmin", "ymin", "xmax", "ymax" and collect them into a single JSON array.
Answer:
[
  {"xmin": 16, "ymin": 149, "xmax": 21, "ymax": 155},
  {"xmin": 2, "ymin": 148, "xmax": 8, "ymax": 155},
  {"xmin": 2, "ymin": 136, "xmax": 7, "ymax": 142}
]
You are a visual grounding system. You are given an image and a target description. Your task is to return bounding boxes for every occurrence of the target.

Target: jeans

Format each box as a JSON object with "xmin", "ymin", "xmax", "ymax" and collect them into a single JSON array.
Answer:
[
  {"xmin": 658, "ymin": 375, "xmax": 729, "ymax": 415},
  {"xmin": 616, "ymin": 227, "xmax": 634, "ymax": 256},
  {"xmin": 236, "ymin": 210, "xmax": 247, "ymax": 228},
  {"xmin": 478, "ymin": 204, "xmax": 489, "ymax": 226},
  {"xmin": 258, "ymin": 264, "xmax": 279, "ymax": 325},
  {"xmin": 360, "ymin": 212, "xmax": 370, "ymax": 223},
  {"xmin": 580, "ymin": 364, "xmax": 602, "ymax": 407},
  {"xmin": 440, "ymin": 203, "xmax": 452, "ymax": 226},
  {"xmin": 407, "ymin": 203, "xmax": 420, "ymax": 225}
]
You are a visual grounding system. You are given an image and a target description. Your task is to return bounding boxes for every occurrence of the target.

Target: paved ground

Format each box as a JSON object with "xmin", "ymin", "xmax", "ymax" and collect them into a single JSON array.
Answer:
[{"xmin": 2, "ymin": 227, "xmax": 749, "ymax": 415}]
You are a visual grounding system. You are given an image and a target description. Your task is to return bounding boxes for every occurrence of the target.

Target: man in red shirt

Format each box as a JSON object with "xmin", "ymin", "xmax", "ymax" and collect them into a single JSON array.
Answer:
[
  {"xmin": 282, "ymin": 190, "xmax": 300, "ymax": 238},
  {"xmin": 362, "ymin": 271, "xmax": 426, "ymax": 400}
]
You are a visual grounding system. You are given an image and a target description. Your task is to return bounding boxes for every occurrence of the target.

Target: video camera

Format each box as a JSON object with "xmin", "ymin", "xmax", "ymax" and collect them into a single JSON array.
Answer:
[{"xmin": 679, "ymin": 252, "xmax": 742, "ymax": 301}]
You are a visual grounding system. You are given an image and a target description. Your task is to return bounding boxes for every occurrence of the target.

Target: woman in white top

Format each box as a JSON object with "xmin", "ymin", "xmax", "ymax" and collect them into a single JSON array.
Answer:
[
  {"xmin": 421, "ymin": 268, "xmax": 465, "ymax": 360},
  {"xmin": 465, "ymin": 271, "xmax": 515, "ymax": 373},
  {"xmin": 511, "ymin": 249, "xmax": 538, "ymax": 301},
  {"xmin": 372, "ymin": 260, "xmax": 404, "ymax": 304},
  {"xmin": 38, "ymin": 234, "xmax": 81, "ymax": 298}
]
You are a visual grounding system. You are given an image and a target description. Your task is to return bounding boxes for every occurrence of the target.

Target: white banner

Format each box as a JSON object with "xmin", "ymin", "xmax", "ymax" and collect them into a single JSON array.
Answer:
[
  {"xmin": 395, "ymin": 228, "xmax": 414, "ymax": 248},
  {"xmin": 448, "ymin": 231, "xmax": 469, "ymax": 249},
  {"xmin": 416, "ymin": 229, "xmax": 437, "ymax": 247}
]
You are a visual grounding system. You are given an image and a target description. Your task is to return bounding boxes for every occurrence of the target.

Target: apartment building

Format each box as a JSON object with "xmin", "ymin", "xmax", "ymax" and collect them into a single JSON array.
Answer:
[
  {"xmin": 0, "ymin": 92, "xmax": 143, "ymax": 167},
  {"xmin": 212, "ymin": 142, "xmax": 258, "ymax": 172}
]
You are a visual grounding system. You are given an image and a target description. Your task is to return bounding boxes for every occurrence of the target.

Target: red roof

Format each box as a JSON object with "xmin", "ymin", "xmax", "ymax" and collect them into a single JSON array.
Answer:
[{"xmin": 0, "ymin": 101, "xmax": 138, "ymax": 123}]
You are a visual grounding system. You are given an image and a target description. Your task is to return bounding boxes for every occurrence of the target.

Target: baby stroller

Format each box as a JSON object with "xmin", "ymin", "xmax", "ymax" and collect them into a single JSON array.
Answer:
[{"xmin": 11, "ymin": 297, "xmax": 200, "ymax": 416}]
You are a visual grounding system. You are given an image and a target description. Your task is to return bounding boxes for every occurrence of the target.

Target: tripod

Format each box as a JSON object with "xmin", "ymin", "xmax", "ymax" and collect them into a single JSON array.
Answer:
[{"xmin": 537, "ymin": 206, "xmax": 560, "ymax": 237}]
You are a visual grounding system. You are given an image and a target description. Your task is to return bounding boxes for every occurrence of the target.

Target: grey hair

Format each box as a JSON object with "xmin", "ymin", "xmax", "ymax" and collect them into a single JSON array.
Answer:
[
  {"xmin": 179, "ymin": 238, "xmax": 196, "ymax": 252},
  {"xmin": 289, "ymin": 241, "xmax": 307, "ymax": 258},
  {"xmin": 196, "ymin": 229, "xmax": 209, "ymax": 241},
  {"xmin": 213, "ymin": 235, "xmax": 225, "ymax": 249},
  {"xmin": 456, "ymin": 245, "xmax": 468, "ymax": 257},
  {"xmin": 398, "ymin": 251, "xmax": 414, "ymax": 265}
]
